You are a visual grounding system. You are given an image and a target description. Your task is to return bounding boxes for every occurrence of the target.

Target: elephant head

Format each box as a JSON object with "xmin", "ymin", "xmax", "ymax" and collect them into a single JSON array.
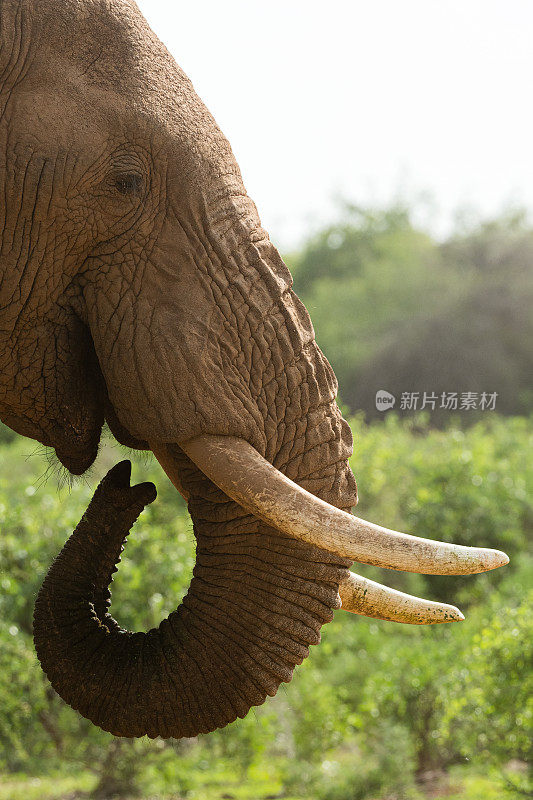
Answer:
[{"xmin": 0, "ymin": 0, "xmax": 508, "ymax": 739}]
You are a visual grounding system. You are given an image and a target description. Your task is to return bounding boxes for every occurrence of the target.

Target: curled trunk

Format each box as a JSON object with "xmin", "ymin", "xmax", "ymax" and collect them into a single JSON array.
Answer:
[{"xmin": 34, "ymin": 458, "xmax": 351, "ymax": 738}]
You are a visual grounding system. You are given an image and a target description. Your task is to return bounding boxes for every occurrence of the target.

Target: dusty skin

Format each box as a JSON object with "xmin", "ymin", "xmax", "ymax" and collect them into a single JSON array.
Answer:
[{"xmin": 0, "ymin": 0, "xmax": 508, "ymax": 739}]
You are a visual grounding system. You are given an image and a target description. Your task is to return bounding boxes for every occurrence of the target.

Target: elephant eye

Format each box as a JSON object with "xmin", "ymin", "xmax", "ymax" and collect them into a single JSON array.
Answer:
[{"xmin": 113, "ymin": 172, "xmax": 144, "ymax": 197}]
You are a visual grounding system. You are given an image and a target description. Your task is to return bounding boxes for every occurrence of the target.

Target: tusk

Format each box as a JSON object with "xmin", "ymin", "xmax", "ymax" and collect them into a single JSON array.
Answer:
[
  {"xmin": 151, "ymin": 438, "xmax": 468, "ymax": 625},
  {"xmin": 339, "ymin": 572, "xmax": 464, "ymax": 624},
  {"xmin": 174, "ymin": 435, "xmax": 509, "ymax": 575}
]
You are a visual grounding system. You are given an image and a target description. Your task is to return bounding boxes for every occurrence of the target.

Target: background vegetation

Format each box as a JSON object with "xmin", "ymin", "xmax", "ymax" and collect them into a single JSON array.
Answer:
[
  {"xmin": 0, "ymin": 206, "xmax": 532, "ymax": 799},
  {"xmin": 288, "ymin": 204, "xmax": 533, "ymax": 421}
]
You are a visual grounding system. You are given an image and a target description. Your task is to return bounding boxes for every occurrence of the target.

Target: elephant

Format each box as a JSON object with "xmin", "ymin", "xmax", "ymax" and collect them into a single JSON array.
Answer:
[{"xmin": 0, "ymin": 0, "xmax": 508, "ymax": 740}]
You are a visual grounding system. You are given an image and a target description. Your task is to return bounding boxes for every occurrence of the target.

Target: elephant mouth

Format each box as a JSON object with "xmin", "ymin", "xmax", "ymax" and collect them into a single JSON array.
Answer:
[
  {"xmin": 55, "ymin": 443, "xmax": 102, "ymax": 476},
  {"xmin": 52, "ymin": 366, "xmax": 147, "ymax": 475}
]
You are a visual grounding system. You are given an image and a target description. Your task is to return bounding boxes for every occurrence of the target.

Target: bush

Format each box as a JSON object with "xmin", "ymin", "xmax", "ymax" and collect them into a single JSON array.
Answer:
[
  {"xmin": 349, "ymin": 413, "xmax": 533, "ymax": 603},
  {"xmin": 443, "ymin": 562, "xmax": 533, "ymax": 795},
  {"xmin": 316, "ymin": 726, "xmax": 419, "ymax": 800},
  {"xmin": 290, "ymin": 205, "xmax": 533, "ymax": 420},
  {"xmin": 0, "ymin": 416, "xmax": 530, "ymax": 798}
]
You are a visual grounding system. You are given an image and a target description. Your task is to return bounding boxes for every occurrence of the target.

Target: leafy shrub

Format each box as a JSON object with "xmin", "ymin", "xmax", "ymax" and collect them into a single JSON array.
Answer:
[
  {"xmin": 0, "ymin": 416, "xmax": 530, "ymax": 798},
  {"xmin": 315, "ymin": 725, "xmax": 418, "ymax": 800},
  {"xmin": 443, "ymin": 562, "xmax": 533, "ymax": 795},
  {"xmin": 350, "ymin": 413, "xmax": 533, "ymax": 603}
]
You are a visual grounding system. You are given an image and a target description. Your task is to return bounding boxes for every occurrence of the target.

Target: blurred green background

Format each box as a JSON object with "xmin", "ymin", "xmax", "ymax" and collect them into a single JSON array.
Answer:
[{"xmin": 0, "ymin": 206, "xmax": 532, "ymax": 799}]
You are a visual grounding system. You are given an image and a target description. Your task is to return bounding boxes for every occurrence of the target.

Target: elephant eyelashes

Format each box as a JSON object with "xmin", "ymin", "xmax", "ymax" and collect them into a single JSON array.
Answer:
[{"xmin": 113, "ymin": 173, "xmax": 144, "ymax": 197}]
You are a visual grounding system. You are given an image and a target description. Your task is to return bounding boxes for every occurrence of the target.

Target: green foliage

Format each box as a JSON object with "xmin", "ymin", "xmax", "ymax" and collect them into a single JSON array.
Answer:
[
  {"xmin": 0, "ymin": 422, "xmax": 16, "ymax": 444},
  {"xmin": 443, "ymin": 566, "xmax": 533, "ymax": 796},
  {"xmin": 315, "ymin": 727, "xmax": 419, "ymax": 800},
  {"xmin": 0, "ymin": 417, "xmax": 531, "ymax": 798},
  {"xmin": 289, "ymin": 204, "xmax": 444, "ymax": 408},
  {"xmin": 290, "ymin": 204, "xmax": 533, "ymax": 420},
  {"xmin": 0, "ymin": 622, "xmax": 46, "ymax": 772},
  {"xmin": 350, "ymin": 413, "xmax": 533, "ymax": 603},
  {"xmin": 0, "ymin": 772, "xmax": 96, "ymax": 800}
]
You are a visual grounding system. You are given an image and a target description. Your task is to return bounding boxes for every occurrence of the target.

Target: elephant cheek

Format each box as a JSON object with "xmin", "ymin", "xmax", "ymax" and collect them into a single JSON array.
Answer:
[{"xmin": 85, "ymin": 291, "xmax": 266, "ymax": 454}]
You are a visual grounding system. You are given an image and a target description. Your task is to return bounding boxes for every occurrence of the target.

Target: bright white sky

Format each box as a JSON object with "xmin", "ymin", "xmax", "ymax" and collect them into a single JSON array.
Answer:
[{"xmin": 137, "ymin": 1, "xmax": 533, "ymax": 251}]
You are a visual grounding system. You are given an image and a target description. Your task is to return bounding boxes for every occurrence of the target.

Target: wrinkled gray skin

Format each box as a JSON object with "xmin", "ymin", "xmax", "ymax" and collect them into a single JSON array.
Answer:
[{"xmin": 0, "ymin": 0, "xmax": 357, "ymax": 738}]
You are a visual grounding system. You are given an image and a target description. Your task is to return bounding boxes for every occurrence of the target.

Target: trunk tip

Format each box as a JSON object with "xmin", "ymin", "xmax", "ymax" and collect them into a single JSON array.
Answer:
[
  {"xmin": 103, "ymin": 462, "xmax": 157, "ymax": 506},
  {"xmin": 106, "ymin": 460, "xmax": 133, "ymax": 488},
  {"xmin": 131, "ymin": 481, "xmax": 157, "ymax": 506}
]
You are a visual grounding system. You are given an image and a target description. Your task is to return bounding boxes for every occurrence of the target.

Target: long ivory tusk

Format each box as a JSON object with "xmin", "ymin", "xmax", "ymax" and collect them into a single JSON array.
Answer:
[
  {"xmin": 151, "ymin": 439, "xmax": 466, "ymax": 624},
  {"xmin": 339, "ymin": 572, "xmax": 464, "ymax": 624},
  {"xmin": 172, "ymin": 435, "xmax": 509, "ymax": 575}
]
